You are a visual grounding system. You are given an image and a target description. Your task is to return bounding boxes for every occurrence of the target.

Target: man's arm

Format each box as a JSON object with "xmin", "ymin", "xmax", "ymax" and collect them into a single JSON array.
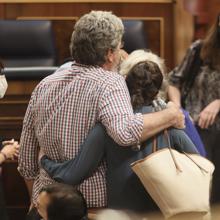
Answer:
[
  {"xmin": 140, "ymin": 102, "xmax": 184, "ymax": 142},
  {"xmin": 18, "ymin": 89, "xmax": 40, "ymax": 204},
  {"xmin": 98, "ymin": 75, "xmax": 184, "ymax": 146}
]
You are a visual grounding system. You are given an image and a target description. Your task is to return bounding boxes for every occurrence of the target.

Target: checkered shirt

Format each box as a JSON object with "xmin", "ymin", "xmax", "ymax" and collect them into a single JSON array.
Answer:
[{"xmin": 18, "ymin": 62, "xmax": 143, "ymax": 207}]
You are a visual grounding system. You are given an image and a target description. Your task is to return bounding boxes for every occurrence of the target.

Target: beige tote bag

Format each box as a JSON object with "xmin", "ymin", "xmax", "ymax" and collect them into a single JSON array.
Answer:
[{"xmin": 131, "ymin": 130, "xmax": 214, "ymax": 219}]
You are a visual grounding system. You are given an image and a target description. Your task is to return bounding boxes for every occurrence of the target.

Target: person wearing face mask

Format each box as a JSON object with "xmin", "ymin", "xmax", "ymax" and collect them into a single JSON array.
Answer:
[
  {"xmin": 168, "ymin": 14, "xmax": 220, "ymax": 204},
  {"xmin": 0, "ymin": 61, "xmax": 20, "ymax": 220}
]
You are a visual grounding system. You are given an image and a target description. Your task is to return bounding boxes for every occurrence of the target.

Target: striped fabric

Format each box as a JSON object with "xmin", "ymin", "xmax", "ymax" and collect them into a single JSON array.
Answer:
[{"xmin": 18, "ymin": 62, "xmax": 143, "ymax": 207}]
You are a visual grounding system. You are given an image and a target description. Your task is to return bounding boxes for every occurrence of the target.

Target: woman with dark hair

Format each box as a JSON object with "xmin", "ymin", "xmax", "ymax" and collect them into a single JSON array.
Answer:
[
  {"xmin": 41, "ymin": 51, "xmax": 198, "ymax": 213},
  {"xmin": 168, "ymin": 14, "xmax": 220, "ymax": 204}
]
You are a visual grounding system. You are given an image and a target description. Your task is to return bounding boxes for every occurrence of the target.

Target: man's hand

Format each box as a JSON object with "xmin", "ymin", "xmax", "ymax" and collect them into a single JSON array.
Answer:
[
  {"xmin": 140, "ymin": 101, "xmax": 185, "ymax": 142},
  {"xmin": 167, "ymin": 101, "xmax": 185, "ymax": 129}
]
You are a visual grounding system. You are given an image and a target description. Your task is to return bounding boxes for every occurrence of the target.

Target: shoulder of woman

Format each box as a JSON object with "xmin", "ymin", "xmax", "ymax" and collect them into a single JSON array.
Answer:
[{"xmin": 190, "ymin": 39, "xmax": 202, "ymax": 51}]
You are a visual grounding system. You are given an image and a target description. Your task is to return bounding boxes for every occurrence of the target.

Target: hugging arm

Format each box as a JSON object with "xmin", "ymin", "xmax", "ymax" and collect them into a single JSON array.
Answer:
[
  {"xmin": 41, "ymin": 123, "xmax": 107, "ymax": 185},
  {"xmin": 169, "ymin": 128, "xmax": 199, "ymax": 154}
]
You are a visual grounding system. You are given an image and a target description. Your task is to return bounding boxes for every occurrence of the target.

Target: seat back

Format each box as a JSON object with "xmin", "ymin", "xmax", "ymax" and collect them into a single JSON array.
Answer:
[
  {"xmin": 122, "ymin": 20, "xmax": 148, "ymax": 53},
  {"xmin": 0, "ymin": 20, "xmax": 56, "ymax": 67}
]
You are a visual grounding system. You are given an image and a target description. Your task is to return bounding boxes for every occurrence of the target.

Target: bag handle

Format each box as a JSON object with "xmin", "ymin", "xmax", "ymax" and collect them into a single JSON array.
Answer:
[
  {"xmin": 164, "ymin": 129, "xmax": 211, "ymax": 173},
  {"xmin": 182, "ymin": 151, "xmax": 209, "ymax": 173},
  {"xmin": 164, "ymin": 130, "xmax": 183, "ymax": 172},
  {"xmin": 164, "ymin": 129, "xmax": 209, "ymax": 173},
  {"xmin": 152, "ymin": 131, "xmax": 182, "ymax": 172},
  {"xmin": 152, "ymin": 136, "xmax": 157, "ymax": 152}
]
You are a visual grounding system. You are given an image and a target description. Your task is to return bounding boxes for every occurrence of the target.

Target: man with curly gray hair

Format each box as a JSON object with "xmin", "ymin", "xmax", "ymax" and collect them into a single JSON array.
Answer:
[
  {"xmin": 19, "ymin": 10, "xmax": 184, "ymax": 212},
  {"xmin": 70, "ymin": 10, "xmax": 124, "ymax": 70}
]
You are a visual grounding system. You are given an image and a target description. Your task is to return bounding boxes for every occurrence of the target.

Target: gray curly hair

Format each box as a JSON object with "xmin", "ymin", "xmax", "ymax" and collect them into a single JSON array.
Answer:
[{"xmin": 70, "ymin": 11, "xmax": 124, "ymax": 66}]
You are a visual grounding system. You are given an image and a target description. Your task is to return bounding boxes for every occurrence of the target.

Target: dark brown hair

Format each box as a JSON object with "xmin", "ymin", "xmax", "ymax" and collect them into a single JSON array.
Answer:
[
  {"xmin": 40, "ymin": 183, "xmax": 88, "ymax": 220},
  {"xmin": 200, "ymin": 14, "xmax": 220, "ymax": 70},
  {"xmin": 126, "ymin": 60, "xmax": 163, "ymax": 109}
]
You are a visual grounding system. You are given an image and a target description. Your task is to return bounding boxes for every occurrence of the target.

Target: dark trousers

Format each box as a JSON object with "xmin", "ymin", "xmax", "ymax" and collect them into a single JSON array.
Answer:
[
  {"xmin": 0, "ymin": 173, "xmax": 9, "ymax": 220},
  {"xmin": 26, "ymin": 208, "xmax": 41, "ymax": 220},
  {"xmin": 197, "ymin": 127, "xmax": 220, "ymax": 204},
  {"xmin": 0, "ymin": 138, "xmax": 8, "ymax": 220}
]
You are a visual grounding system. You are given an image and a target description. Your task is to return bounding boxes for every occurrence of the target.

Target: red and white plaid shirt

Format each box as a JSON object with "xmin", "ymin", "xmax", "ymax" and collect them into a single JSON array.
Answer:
[{"xmin": 18, "ymin": 62, "xmax": 143, "ymax": 207}]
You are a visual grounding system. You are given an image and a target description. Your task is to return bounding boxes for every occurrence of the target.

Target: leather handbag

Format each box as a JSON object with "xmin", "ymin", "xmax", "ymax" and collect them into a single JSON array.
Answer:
[{"xmin": 131, "ymin": 130, "xmax": 214, "ymax": 219}]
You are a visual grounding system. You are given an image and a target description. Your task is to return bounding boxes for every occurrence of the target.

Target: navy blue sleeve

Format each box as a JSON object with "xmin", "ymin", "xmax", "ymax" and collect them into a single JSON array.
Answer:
[
  {"xmin": 168, "ymin": 128, "xmax": 199, "ymax": 154},
  {"xmin": 41, "ymin": 123, "xmax": 107, "ymax": 185}
]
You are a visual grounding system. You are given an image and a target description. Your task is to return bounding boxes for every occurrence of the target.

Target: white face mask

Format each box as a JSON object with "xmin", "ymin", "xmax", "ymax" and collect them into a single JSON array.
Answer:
[{"xmin": 0, "ymin": 75, "xmax": 8, "ymax": 98}]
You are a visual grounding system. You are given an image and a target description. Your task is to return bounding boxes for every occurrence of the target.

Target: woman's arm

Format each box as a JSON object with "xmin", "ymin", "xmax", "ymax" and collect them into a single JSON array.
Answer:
[
  {"xmin": 41, "ymin": 123, "xmax": 107, "ymax": 185},
  {"xmin": 169, "ymin": 128, "xmax": 199, "ymax": 154},
  {"xmin": 167, "ymin": 85, "xmax": 182, "ymax": 108},
  {"xmin": 168, "ymin": 40, "xmax": 202, "ymax": 107}
]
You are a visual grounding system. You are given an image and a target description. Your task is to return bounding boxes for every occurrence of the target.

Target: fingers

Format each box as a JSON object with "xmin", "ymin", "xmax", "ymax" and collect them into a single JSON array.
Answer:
[
  {"xmin": 12, "ymin": 141, "xmax": 19, "ymax": 148},
  {"xmin": 2, "ymin": 139, "xmax": 14, "ymax": 146},
  {"xmin": 198, "ymin": 110, "xmax": 218, "ymax": 129},
  {"xmin": 209, "ymin": 114, "xmax": 216, "ymax": 126},
  {"xmin": 198, "ymin": 100, "xmax": 220, "ymax": 129},
  {"xmin": 13, "ymin": 148, "xmax": 19, "ymax": 157},
  {"xmin": 2, "ymin": 139, "xmax": 19, "ymax": 147},
  {"xmin": 173, "ymin": 113, "xmax": 185, "ymax": 129},
  {"xmin": 198, "ymin": 116, "xmax": 205, "ymax": 129},
  {"xmin": 11, "ymin": 143, "xmax": 19, "ymax": 159},
  {"xmin": 1, "ymin": 140, "xmax": 20, "ymax": 160},
  {"xmin": 167, "ymin": 101, "xmax": 185, "ymax": 129}
]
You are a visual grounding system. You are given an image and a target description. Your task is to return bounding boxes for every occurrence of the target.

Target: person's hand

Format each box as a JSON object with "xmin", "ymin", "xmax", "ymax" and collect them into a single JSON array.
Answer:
[
  {"xmin": 1, "ymin": 139, "xmax": 19, "ymax": 160},
  {"xmin": 167, "ymin": 101, "xmax": 185, "ymax": 129},
  {"xmin": 198, "ymin": 99, "xmax": 220, "ymax": 129},
  {"xmin": 2, "ymin": 139, "xmax": 15, "ymax": 146}
]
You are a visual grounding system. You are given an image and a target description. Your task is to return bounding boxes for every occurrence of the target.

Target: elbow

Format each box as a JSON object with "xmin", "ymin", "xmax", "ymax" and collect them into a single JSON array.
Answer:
[
  {"xmin": 18, "ymin": 166, "xmax": 39, "ymax": 179},
  {"xmin": 18, "ymin": 160, "xmax": 39, "ymax": 179},
  {"xmin": 111, "ymin": 128, "xmax": 139, "ymax": 147},
  {"xmin": 106, "ymin": 114, "xmax": 143, "ymax": 146}
]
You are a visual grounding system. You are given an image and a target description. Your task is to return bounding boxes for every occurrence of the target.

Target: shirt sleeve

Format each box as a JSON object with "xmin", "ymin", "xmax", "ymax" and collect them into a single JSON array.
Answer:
[
  {"xmin": 168, "ymin": 40, "xmax": 201, "ymax": 90},
  {"xmin": 98, "ymin": 76, "xmax": 143, "ymax": 146},
  {"xmin": 18, "ymin": 87, "xmax": 40, "ymax": 179}
]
